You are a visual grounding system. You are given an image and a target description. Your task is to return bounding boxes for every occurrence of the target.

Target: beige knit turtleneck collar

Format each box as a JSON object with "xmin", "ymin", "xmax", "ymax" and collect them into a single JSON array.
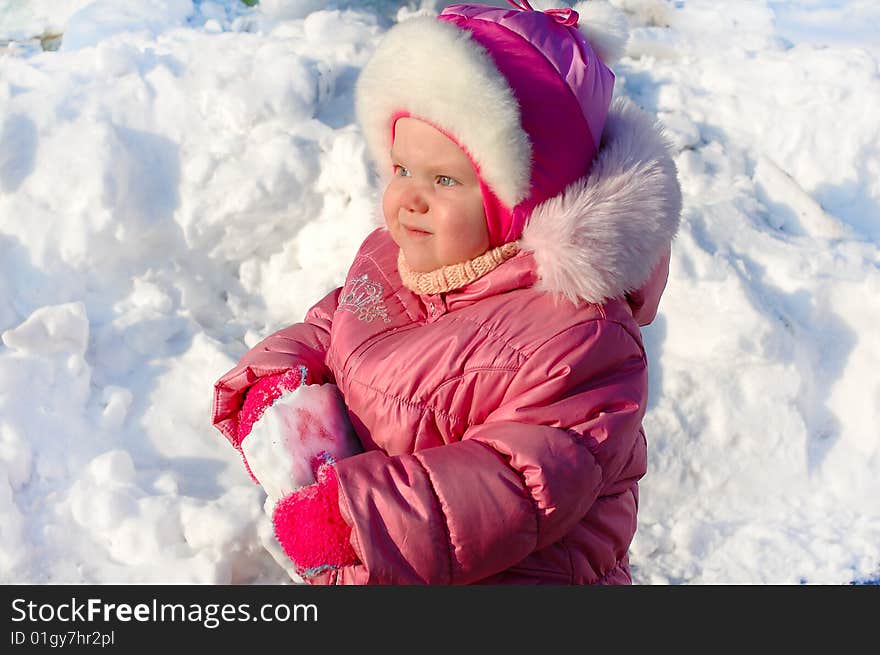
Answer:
[{"xmin": 397, "ymin": 241, "xmax": 520, "ymax": 295}]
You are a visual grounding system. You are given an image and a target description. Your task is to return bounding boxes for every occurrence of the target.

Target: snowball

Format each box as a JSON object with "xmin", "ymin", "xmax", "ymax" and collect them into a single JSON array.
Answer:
[{"xmin": 242, "ymin": 383, "xmax": 362, "ymax": 502}]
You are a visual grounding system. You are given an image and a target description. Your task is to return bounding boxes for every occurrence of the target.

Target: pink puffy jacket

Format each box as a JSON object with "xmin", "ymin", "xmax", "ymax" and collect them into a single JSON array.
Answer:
[{"xmin": 212, "ymin": 100, "xmax": 681, "ymax": 584}]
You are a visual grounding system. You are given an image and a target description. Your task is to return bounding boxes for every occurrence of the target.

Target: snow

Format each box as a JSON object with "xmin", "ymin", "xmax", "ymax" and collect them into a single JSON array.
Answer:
[{"xmin": 1, "ymin": 0, "xmax": 877, "ymax": 585}]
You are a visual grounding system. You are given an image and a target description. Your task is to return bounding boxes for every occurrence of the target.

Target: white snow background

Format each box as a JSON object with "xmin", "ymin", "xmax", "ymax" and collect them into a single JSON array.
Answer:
[{"xmin": 0, "ymin": 0, "xmax": 878, "ymax": 584}]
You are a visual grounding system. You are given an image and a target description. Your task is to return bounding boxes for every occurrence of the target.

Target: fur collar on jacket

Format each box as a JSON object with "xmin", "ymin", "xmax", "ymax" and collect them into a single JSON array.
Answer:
[{"xmin": 520, "ymin": 97, "xmax": 682, "ymax": 305}]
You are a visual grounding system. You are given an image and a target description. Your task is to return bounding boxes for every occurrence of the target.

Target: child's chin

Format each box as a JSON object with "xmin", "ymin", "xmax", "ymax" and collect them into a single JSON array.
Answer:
[{"xmin": 401, "ymin": 248, "xmax": 437, "ymax": 273}]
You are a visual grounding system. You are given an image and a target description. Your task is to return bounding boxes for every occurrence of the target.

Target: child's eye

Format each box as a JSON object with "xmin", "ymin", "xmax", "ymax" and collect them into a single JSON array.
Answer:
[
  {"xmin": 437, "ymin": 175, "xmax": 458, "ymax": 187},
  {"xmin": 394, "ymin": 165, "xmax": 410, "ymax": 177}
]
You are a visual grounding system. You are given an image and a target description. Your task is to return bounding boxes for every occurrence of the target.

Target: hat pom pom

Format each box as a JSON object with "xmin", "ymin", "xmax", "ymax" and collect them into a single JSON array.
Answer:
[{"xmin": 572, "ymin": 1, "xmax": 630, "ymax": 66}]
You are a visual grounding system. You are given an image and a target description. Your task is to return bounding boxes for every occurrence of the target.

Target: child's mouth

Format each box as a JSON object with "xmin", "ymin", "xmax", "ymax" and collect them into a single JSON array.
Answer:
[{"xmin": 402, "ymin": 224, "xmax": 432, "ymax": 237}]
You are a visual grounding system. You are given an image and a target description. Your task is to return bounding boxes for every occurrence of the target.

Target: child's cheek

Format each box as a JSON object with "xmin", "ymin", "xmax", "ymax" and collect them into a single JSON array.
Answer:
[{"xmin": 381, "ymin": 185, "xmax": 402, "ymax": 240}]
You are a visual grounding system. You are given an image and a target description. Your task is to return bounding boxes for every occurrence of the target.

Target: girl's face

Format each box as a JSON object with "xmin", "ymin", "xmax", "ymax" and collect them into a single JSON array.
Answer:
[{"xmin": 383, "ymin": 117, "xmax": 489, "ymax": 273}]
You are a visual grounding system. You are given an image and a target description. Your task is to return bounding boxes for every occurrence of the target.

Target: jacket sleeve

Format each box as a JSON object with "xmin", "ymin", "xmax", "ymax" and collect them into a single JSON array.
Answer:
[
  {"xmin": 211, "ymin": 287, "xmax": 340, "ymax": 448},
  {"xmin": 331, "ymin": 318, "xmax": 648, "ymax": 584}
]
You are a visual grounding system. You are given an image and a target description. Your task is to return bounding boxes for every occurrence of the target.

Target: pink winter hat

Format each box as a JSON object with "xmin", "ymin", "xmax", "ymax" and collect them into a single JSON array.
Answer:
[{"xmin": 355, "ymin": 1, "xmax": 629, "ymax": 247}]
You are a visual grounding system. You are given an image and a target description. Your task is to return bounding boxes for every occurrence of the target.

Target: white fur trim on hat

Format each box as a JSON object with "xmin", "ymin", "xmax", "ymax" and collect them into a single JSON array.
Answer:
[
  {"xmin": 572, "ymin": 1, "xmax": 629, "ymax": 65},
  {"xmin": 354, "ymin": 16, "xmax": 531, "ymax": 207},
  {"xmin": 521, "ymin": 98, "xmax": 681, "ymax": 304}
]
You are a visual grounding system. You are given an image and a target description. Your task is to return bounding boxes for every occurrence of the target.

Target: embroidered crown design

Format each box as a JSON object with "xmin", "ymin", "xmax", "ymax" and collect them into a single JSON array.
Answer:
[{"xmin": 339, "ymin": 274, "xmax": 391, "ymax": 323}]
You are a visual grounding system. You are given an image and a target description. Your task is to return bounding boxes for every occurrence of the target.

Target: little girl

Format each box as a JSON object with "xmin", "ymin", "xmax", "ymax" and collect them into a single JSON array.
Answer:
[{"xmin": 212, "ymin": 1, "xmax": 681, "ymax": 585}]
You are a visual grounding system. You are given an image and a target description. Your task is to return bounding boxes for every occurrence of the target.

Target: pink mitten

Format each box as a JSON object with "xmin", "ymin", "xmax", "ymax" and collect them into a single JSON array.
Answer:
[
  {"xmin": 272, "ymin": 455, "xmax": 358, "ymax": 578},
  {"xmin": 237, "ymin": 366, "xmax": 307, "ymax": 448}
]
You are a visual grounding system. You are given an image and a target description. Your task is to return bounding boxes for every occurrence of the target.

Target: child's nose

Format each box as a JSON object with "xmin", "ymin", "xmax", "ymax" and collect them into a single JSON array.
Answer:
[{"xmin": 400, "ymin": 184, "xmax": 429, "ymax": 213}]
